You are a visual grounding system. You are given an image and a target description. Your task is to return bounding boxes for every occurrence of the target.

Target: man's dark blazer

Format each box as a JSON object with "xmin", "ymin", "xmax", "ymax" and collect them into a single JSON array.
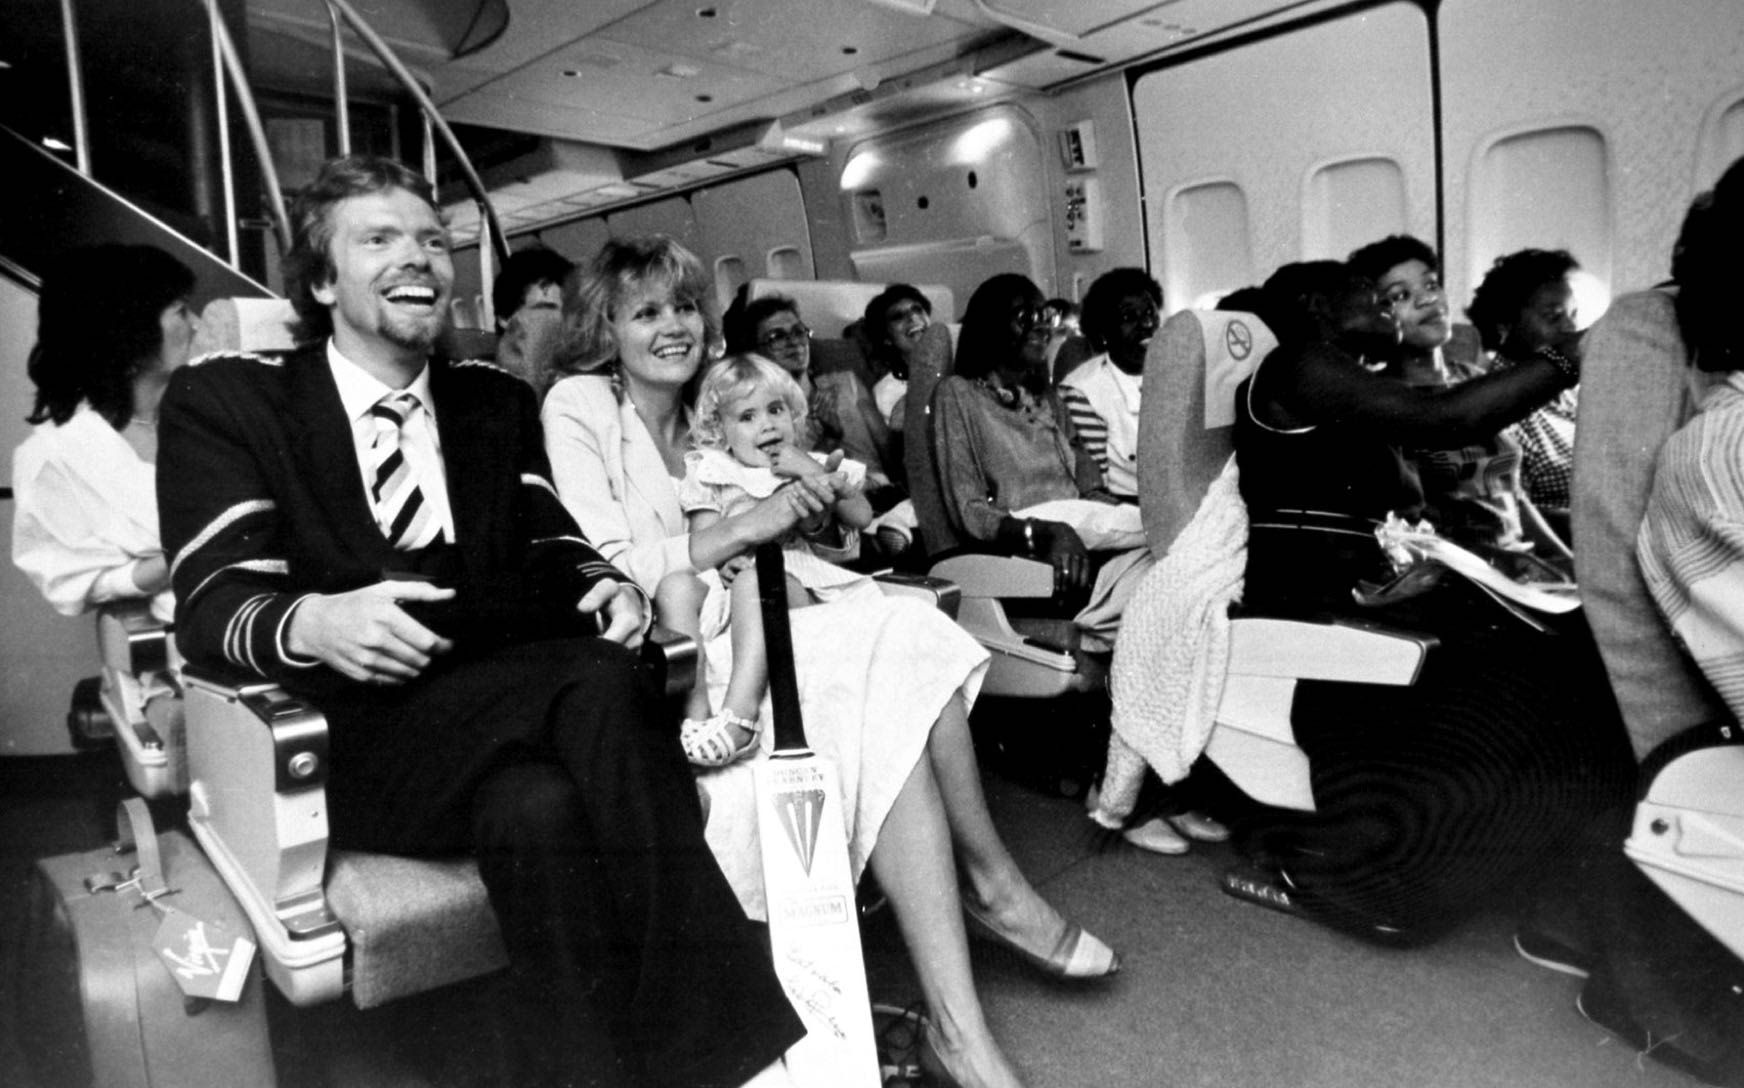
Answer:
[{"xmin": 158, "ymin": 342, "xmax": 629, "ymax": 703}]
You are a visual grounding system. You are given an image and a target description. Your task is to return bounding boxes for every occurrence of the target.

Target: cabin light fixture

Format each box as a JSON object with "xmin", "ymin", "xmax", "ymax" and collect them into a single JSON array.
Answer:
[
  {"xmin": 562, "ymin": 52, "xmax": 621, "ymax": 76},
  {"xmin": 42, "ymin": 136, "xmax": 72, "ymax": 151},
  {"xmin": 862, "ymin": 0, "xmax": 936, "ymax": 15},
  {"xmin": 755, "ymin": 121, "xmax": 827, "ymax": 157}
]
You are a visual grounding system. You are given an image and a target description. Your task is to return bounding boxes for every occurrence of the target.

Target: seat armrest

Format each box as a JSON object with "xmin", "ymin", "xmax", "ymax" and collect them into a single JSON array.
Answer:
[
  {"xmin": 96, "ymin": 600, "xmax": 168, "ymax": 676},
  {"xmin": 873, "ymin": 571, "xmax": 961, "ymax": 618},
  {"xmin": 928, "ymin": 553, "xmax": 1054, "ymax": 599},
  {"xmin": 1227, "ymin": 616, "xmax": 1435, "ymax": 685},
  {"xmin": 183, "ymin": 664, "xmax": 341, "ymax": 947},
  {"xmin": 644, "ymin": 625, "xmax": 697, "ymax": 700}
]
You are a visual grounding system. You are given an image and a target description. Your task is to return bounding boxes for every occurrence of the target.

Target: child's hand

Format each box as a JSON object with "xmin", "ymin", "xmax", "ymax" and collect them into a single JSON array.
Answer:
[
  {"xmin": 772, "ymin": 446, "xmax": 842, "ymax": 479},
  {"xmin": 822, "ymin": 469, "xmax": 862, "ymax": 503},
  {"xmin": 718, "ymin": 553, "xmax": 753, "ymax": 586}
]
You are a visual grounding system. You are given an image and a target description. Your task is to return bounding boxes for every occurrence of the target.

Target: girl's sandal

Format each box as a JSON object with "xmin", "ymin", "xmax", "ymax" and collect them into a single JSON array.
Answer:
[{"xmin": 680, "ymin": 710, "xmax": 761, "ymax": 768}]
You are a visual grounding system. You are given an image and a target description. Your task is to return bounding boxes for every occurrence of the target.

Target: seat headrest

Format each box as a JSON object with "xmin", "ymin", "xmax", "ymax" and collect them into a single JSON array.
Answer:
[
  {"xmin": 1136, "ymin": 309, "xmax": 1277, "ymax": 552},
  {"xmin": 193, "ymin": 297, "xmax": 300, "ymax": 357},
  {"xmin": 1197, "ymin": 310, "xmax": 1277, "ymax": 429}
]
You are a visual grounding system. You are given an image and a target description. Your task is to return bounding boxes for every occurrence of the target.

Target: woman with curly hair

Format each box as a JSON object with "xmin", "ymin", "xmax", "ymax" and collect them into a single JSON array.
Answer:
[{"xmin": 1466, "ymin": 248, "xmax": 1584, "ymax": 517}]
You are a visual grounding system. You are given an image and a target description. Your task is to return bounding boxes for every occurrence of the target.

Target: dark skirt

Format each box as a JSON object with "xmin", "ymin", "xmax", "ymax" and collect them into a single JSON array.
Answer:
[{"xmin": 1243, "ymin": 521, "xmax": 1636, "ymax": 942}]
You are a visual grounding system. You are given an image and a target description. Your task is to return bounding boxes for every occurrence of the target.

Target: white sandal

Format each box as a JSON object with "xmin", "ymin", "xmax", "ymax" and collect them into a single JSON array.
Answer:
[{"xmin": 680, "ymin": 710, "xmax": 761, "ymax": 768}]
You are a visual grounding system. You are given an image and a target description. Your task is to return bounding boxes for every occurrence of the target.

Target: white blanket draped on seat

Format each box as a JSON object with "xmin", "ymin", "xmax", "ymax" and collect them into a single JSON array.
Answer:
[{"xmin": 1092, "ymin": 454, "xmax": 1246, "ymax": 827}]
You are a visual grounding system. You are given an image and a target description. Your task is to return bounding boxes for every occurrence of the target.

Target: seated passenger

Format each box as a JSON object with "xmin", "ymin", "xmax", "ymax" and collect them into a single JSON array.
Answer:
[
  {"xmin": 1059, "ymin": 267, "xmax": 1232, "ymax": 855},
  {"xmin": 675, "ymin": 354, "xmax": 874, "ymax": 762},
  {"xmin": 724, "ymin": 290, "xmax": 899, "ymax": 491},
  {"xmin": 1348, "ymin": 234, "xmax": 1569, "ymax": 565},
  {"xmin": 861, "ymin": 282, "xmax": 934, "ymax": 435},
  {"xmin": 1579, "ymin": 156, "xmax": 1744, "ymax": 1085},
  {"xmin": 13, "ymin": 243, "xmax": 195, "ymax": 624},
  {"xmin": 1230, "ymin": 258, "xmax": 1632, "ymax": 943},
  {"xmin": 1057, "ymin": 268, "xmax": 1161, "ymax": 502},
  {"xmin": 930, "ymin": 273, "xmax": 1152, "ymax": 640},
  {"xmin": 542, "ymin": 235, "xmax": 1118, "ymax": 1088},
  {"xmin": 157, "ymin": 157, "xmax": 804, "ymax": 1088},
  {"xmin": 491, "ymin": 245, "xmax": 573, "ymax": 398},
  {"xmin": 1465, "ymin": 248, "xmax": 1584, "ymax": 519}
]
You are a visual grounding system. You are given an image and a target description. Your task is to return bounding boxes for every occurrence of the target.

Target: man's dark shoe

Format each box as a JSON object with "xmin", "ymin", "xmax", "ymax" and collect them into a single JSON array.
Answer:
[{"xmin": 1577, "ymin": 974, "xmax": 1743, "ymax": 1087}]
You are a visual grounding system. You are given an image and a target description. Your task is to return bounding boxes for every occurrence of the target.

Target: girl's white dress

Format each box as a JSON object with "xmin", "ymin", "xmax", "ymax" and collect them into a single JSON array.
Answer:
[
  {"xmin": 674, "ymin": 445, "xmax": 990, "ymax": 919},
  {"xmin": 677, "ymin": 447, "xmax": 879, "ymax": 640}
]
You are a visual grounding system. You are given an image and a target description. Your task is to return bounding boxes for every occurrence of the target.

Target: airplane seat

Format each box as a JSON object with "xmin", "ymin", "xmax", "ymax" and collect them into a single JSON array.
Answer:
[
  {"xmin": 1567, "ymin": 293, "xmax": 1744, "ymax": 966},
  {"xmin": 1134, "ymin": 309, "xmax": 1432, "ymax": 811},
  {"xmin": 440, "ymin": 325, "xmax": 500, "ymax": 364},
  {"xmin": 92, "ymin": 600, "xmax": 186, "ymax": 797},
  {"xmin": 1050, "ymin": 332, "xmax": 1094, "ymax": 384},
  {"xmin": 808, "ymin": 333, "xmax": 876, "ymax": 387},
  {"xmin": 904, "ymin": 321, "xmax": 1092, "ymax": 699},
  {"xmin": 1625, "ymin": 724, "xmax": 1744, "ymax": 964},
  {"xmin": 181, "ymin": 625, "xmax": 698, "ymax": 1009},
  {"xmin": 178, "ymin": 296, "xmax": 704, "ymax": 1008}
]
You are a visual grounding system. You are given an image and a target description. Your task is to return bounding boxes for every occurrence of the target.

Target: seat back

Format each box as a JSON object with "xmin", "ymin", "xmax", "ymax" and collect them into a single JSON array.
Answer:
[
  {"xmin": 1570, "ymin": 289, "xmax": 1728, "ymax": 762},
  {"xmin": 1050, "ymin": 333, "xmax": 1094, "ymax": 384},
  {"xmin": 1133, "ymin": 309, "xmax": 1320, "ymax": 810},
  {"xmin": 904, "ymin": 321, "xmax": 964, "ymax": 557},
  {"xmin": 1136, "ymin": 309, "xmax": 1276, "ymax": 553},
  {"xmin": 193, "ymin": 296, "xmax": 301, "ymax": 357}
]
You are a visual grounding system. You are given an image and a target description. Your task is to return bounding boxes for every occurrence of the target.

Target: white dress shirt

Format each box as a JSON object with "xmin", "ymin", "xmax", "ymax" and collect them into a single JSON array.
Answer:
[
  {"xmin": 326, "ymin": 341, "xmax": 456, "ymax": 544},
  {"xmin": 12, "ymin": 403, "xmax": 174, "ymax": 619}
]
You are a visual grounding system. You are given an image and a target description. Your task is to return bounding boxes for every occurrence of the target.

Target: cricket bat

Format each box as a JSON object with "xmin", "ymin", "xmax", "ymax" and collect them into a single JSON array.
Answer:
[{"xmin": 751, "ymin": 542, "xmax": 880, "ymax": 1087}]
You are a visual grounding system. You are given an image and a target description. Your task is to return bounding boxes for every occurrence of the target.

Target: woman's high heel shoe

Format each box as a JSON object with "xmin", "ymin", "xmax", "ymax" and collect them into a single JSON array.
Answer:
[{"xmin": 961, "ymin": 900, "xmax": 1120, "ymax": 981}]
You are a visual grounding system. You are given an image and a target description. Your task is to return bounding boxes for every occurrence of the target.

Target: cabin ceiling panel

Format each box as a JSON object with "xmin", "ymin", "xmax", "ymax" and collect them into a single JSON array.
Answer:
[
  {"xmin": 596, "ymin": 0, "xmax": 985, "ymax": 83},
  {"xmin": 981, "ymin": 0, "xmax": 1344, "ymax": 87},
  {"xmin": 464, "ymin": 38, "xmax": 788, "ymax": 122},
  {"xmin": 976, "ymin": 0, "xmax": 1177, "ymax": 39}
]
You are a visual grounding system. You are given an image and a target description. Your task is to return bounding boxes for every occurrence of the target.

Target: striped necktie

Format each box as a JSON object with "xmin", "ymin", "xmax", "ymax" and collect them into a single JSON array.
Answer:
[{"xmin": 368, "ymin": 391, "xmax": 444, "ymax": 551}]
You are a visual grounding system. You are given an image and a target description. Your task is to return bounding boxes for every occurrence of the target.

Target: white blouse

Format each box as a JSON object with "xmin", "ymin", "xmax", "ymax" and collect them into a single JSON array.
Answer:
[{"xmin": 12, "ymin": 404, "xmax": 173, "ymax": 620}]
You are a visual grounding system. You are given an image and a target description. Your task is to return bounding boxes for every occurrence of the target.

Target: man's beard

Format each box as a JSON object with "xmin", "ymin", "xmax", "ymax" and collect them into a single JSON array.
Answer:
[{"xmin": 381, "ymin": 311, "xmax": 444, "ymax": 353}]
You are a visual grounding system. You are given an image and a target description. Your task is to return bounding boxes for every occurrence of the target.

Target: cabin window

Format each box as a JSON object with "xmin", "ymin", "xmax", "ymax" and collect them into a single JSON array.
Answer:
[
  {"xmin": 1303, "ymin": 157, "xmax": 1409, "ymax": 262},
  {"xmin": 1164, "ymin": 180, "xmax": 1254, "ymax": 312},
  {"xmin": 714, "ymin": 256, "xmax": 747, "ymax": 312},
  {"xmin": 766, "ymin": 246, "xmax": 806, "ymax": 280},
  {"xmin": 852, "ymin": 190, "xmax": 888, "ymax": 243},
  {"xmin": 1701, "ymin": 94, "xmax": 1744, "ymax": 189},
  {"xmin": 1467, "ymin": 124, "xmax": 1611, "ymax": 313}
]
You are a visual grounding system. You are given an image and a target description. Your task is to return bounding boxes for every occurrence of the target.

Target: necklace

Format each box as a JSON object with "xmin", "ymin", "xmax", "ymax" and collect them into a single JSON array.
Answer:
[{"xmin": 129, "ymin": 416, "xmax": 158, "ymax": 428}]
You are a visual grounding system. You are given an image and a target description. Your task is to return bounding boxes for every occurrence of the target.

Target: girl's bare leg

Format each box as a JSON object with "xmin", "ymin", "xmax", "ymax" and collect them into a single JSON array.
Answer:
[
  {"xmin": 719, "ymin": 567, "xmax": 768, "ymax": 743},
  {"xmin": 655, "ymin": 571, "xmax": 711, "ymax": 721}
]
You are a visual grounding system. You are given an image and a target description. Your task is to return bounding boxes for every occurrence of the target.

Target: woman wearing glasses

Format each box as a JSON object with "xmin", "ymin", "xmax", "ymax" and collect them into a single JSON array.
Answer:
[{"xmin": 929, "ymin": 273, "xmax": 1151, "ymax": 639}]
